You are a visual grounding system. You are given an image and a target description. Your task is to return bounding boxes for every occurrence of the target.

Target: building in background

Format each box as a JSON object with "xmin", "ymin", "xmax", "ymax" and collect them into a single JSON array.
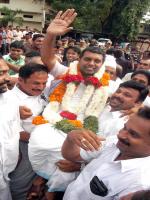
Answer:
[
  {"xmin": 0, "ymin": 0, "xmax": 50, "ymax": 31},
  {"xmin": 139, "ymin": 11, "xmax": 150, "ymax": 40}
]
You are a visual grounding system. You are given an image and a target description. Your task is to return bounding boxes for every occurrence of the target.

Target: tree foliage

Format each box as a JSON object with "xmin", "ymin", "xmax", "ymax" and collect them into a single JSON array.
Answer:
[
  {"xmin": 38, "ymin": 0, "xmax": 150, "ymax": 39},
  {"xmin": 0, "ymin": 6, "xmax": 23, "ymax": 26}
]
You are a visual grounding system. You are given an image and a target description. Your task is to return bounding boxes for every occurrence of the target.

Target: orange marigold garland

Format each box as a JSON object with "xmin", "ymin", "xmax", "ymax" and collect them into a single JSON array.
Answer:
[
  {"xmin": 32, "ymin": 116, "xmax": 48, "ymax": 125},
  {"xmin": 49, "ymin": 81, "xmax": 66, "ymax": 103},
  {"xmin": 100, "ymin": 72, "xmax": 110, "ymax": 86}
]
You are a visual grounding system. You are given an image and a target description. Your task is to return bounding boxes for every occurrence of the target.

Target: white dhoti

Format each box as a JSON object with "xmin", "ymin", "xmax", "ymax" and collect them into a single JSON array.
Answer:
[
  {"xmin": 0, "ymin": 171, "xmax": 12, "ymax": 200},
  {"xmin": 0, "ymin": 185, "xmax": 12, "ymax": 200},
  {"xmin": 29, "ymin": 123, "xmax": 78, "ymax": 192}
]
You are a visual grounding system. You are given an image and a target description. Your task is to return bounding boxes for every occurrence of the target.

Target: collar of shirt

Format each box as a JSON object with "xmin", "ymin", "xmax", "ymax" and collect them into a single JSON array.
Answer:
[
  {"xmin": 5, "ymin": 54, "xmax": 24, "ymax": 65},
  {"xmin": 13, "ymin": 85, "xmax": 41, "ymax": 100},
  {"xmin": 110, "ymin": 143, "xmax": 150, "ymax": 173},
  {"xmin": 120, "ymin": 155, "xmax": 150, "ymax": 173},
  {"xmin": 102, "ymin": 105, "xmax": 123, "ymax": 119}
]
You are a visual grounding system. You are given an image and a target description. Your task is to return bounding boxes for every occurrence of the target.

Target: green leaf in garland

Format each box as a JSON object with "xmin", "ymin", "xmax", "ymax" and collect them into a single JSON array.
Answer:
[
  {"xmin": 54, "ymin": 119, "xmax": 77, "ymax": 133},
  {"xmin": 83, "ymin": 116, "xmax": 99, "ymax": 134}
]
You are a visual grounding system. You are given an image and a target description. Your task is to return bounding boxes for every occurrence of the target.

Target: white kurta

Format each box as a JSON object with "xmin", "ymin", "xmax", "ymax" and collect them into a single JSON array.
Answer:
[
  {"xmin": 108, "ymin": 78, "xmax": 122, "ymax": 96},
  {"xmin": 98, "ymin": 105, "xmax": 128, "ymax": 137},
  {"xmin": 29, "ymin": 124, "xmax": 79, "ymax": 192},
  {"xmin": 8, "ymin": 85, "xmax": 47, "ymax": 133},
  {"xmin": 63, "ymin": 139, "xmax": 150, "ymax": 200},
  {"xmin": 0, "ymin": 93, "xmax": 20, "ymax": 200},
  {"xmin": 29, "ymin": 81, "xmax": 125, "ymax": 192},
  {"xmin": 28, "ymin": 83, "xmax": 90, "ymax": 191}
]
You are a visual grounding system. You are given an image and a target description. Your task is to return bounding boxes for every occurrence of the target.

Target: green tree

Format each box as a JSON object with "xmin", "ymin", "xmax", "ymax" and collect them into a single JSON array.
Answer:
[
  {"xmin": 0, "ymin": 6, "xmax": 23, "ymax": 26},
  {"xmin": 104, "ymin": 0, "xmax": 150, "ymax": 40},
  {"xmin": 39, "ymin": 0, "xmax": 150, "ymax": 39}
]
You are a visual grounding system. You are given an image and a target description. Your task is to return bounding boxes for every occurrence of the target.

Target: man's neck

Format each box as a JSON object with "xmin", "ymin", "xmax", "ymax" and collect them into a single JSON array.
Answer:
[{"xmin": 115, "ymin": 153, "xmax": 134, "ymax": 161}]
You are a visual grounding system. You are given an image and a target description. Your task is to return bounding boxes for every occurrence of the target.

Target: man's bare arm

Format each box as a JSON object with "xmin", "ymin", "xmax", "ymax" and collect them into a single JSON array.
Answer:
[{"xmin": 41, "ymin": 9, "xmax": 77, "ymax": 72}]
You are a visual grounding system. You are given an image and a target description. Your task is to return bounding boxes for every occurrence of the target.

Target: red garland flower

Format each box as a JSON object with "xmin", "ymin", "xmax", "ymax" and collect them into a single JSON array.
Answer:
[
  {"xmin": 85, "ymin": 77, "xmax": 102, "ymax": 88},
  {"xmin": 60, "ymin": 111, "xmax": 77, "ymax": 120},
  {"xmin": 63, "ymin": 74, "xmax": 83, "ymax": 84}
]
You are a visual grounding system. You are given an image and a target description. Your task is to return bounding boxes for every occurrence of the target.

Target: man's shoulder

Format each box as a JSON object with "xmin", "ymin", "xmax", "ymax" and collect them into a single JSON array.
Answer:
[{"xmin": 50, "ymin": 60, "xmax": 68, "ymax": 78}]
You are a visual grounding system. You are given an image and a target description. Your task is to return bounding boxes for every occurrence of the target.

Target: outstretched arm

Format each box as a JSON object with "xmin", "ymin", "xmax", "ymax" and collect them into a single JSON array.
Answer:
[{"xmin": 41, "ymin": 9, "xmax": 77, "ymax": 72}]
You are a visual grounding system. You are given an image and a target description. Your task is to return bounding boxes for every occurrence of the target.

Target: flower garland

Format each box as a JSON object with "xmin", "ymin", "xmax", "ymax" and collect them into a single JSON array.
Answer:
[{"xmin": 33, "ymin": 61, "xmax": 110, "ymax": 134}]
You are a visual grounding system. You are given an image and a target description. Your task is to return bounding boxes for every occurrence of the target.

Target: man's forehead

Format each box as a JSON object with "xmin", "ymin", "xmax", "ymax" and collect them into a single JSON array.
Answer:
[
  {"xmin": 127, "ymin": 114, "xmax": 150, "ymax": 134},
  {"xmin": 83, "ymin": 51, "xmax": 103, "ymax": 58}
]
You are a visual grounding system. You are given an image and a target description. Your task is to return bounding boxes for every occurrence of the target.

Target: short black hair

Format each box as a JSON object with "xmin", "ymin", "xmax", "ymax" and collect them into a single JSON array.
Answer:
[
  {"xmin": 106, "ymin": 48, "xmax": 115, "ymax": 55},
  {"xmin": 25, "ymin": 51, "xmax": 41, "ymax": 58},
  {"xmin": 81, "ymin": 46, "xmax": 105, "ymax": 63},
  {"xmin": 10, "ymin": 41, "xmax": 25, "ymax": 51},
  {"xmin": 132, "ymin": 190, "xmax": 150, "ymax": 200},
  {"xmin": 66, "ymin": 46, "xmax": 81, "ymax": 56},
  {"xmin": 119, "ymin": 80, "xmax": 149, "ymax": 102},
  {"xmin": 114, "ymin": 49, "xmax": 123, "ymax": 58},
  {"xmin": 32, "ymin": 34, "xmax": 44, "ymax": 41},
  {"xmin": 131, "ymin": 70, "xmax": 150, "ymax": 86},
  {"xmin": 137, "ymin": 107, "xmax": 150, "ymax": 120},
  {"xmin": 19, "ymin": 63, "xmax": 48, "ymax": 79}
]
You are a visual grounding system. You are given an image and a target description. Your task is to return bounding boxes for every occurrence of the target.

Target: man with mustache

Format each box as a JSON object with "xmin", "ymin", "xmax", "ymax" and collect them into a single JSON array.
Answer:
[
  {"xmin": 7, "ymin": 63, "xmax": 49, "ymax": 200},
  {"xmin": 62, "ymin": 106, "xmax": 150, "ymax": 200},
  {"xmin": 0, "ymin": 56, "xmax": 21, "ymax": 199},
  {"xmin": 98, "ymin": 80, "xmax": 149, "ymax": 137}
]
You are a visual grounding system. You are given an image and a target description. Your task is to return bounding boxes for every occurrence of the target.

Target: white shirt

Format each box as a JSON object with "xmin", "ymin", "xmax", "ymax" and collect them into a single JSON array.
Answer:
[
  {"xmin": 108, "ymin": 78, "xmax": 122, "ymax": 96},
  {"xmin": 64, "ymin": 139, "xmax": 150, "ymax": 200},
  {"xmin": 0, "ymin": 92, "xmax": 20, "ymax": 190},
  {"xmin": 7, "ymin": 85, "xmax": 47, "ymax": 133},
  {"xmin": 143, "ymin": 96, "xmax": 150, "ymax": 107},
  {"xmin": 98, "ymin": 105, "xmax": 128, "ymax": 137},
  {"xmin": 13, "ymin": 30, "xmax": 23, "ymax": 41},
  {"xmin": 43, "ymin": 73, "xmax": 54, "ymax": 99},
  {"xmin": 50, "ymin": 60, "xmax": 68, "ymax": 78},
  {"xmin": 122, "ymin": 73, "xmax": 132, "ymax": 82}
]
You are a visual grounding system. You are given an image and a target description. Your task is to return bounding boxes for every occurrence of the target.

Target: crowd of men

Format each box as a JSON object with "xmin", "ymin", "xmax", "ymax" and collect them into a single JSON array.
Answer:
[{"xmin": 0, "ymin": 9, "xmax": 150, "ymax": 200}]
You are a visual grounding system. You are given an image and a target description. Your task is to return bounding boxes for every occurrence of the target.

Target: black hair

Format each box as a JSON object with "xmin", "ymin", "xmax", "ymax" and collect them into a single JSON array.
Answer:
[
  {"xmin": 131, "ymin": 70, "xmax": 150, "ymax": 86},
  {"xmin": 114, "ymin": 49, "xmax": 123, "ymax": 59},
  {"xmin": 116, "ymin": 64, "xmax": 123, "ymax": 78},
  {"xmin": 106, "ymin": 48, "xmax": 115, "ymax": 56},
  {"xmin": 131, "ymin": 190, "xmax": 150, "ymax": 200},
  {"xmin": 66, "ymin": 46, "xmax": 81, "ymax": 56},
  {"xmin": 19, "ymin": 63, "xmax": 48, "ymax": 79},
  {"xmin": 137, "ymin": 107, "xmax": 150, "ymax": 120},
  {"xmin": 81, "ymin": 46, "xmax": 105, "ymax": 63},
  {"xmin": 10, "ymin": 41, "xmax": 25, "ymax": 51},
  {"xmin": 25, "ymin": 51, "xmax": 41, "ymax": 58},
  {"xmin": 32, "ymin": 34, "xmax": 44, "ymax": 41},
  {"xmin": 119, "ymin": 80, "xmax": 149, "ymax": 102}
]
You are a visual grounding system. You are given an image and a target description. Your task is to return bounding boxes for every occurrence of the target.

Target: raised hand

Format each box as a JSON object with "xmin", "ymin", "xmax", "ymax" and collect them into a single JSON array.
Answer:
[{"xmin": 46, "ymin": 9, "xmax": 77, "ymax": 36}]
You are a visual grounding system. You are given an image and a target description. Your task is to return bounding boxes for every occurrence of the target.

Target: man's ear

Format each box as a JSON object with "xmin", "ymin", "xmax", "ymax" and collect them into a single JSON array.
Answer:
[
  {"xmin": 18, "ymin": 77, "xmax": 24, "ymax": 83},
  {"xmin": 134, "ymin": 101, "xmax": 142, "ymax": 110}
]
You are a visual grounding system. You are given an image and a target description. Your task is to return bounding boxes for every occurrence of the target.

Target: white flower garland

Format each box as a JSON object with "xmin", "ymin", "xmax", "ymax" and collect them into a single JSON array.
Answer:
[{"xmin": 43, "ymin": 61, "xmax": 109, "ymax": 124}]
